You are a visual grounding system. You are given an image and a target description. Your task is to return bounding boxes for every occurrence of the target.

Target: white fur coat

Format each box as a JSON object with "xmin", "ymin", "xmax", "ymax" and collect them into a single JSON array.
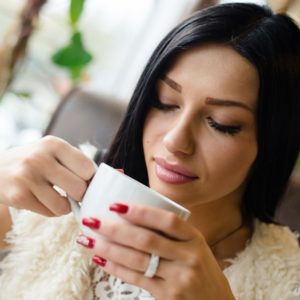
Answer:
[{"xmin": 0, "ymin": 210, "xmax": 299, "ymax": 300}]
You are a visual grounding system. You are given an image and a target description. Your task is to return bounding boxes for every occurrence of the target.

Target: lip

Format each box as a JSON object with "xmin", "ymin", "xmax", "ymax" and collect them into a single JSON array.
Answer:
[{"xmin": 154, "ymin": 157, "xmax": 198, "ymax": 184}]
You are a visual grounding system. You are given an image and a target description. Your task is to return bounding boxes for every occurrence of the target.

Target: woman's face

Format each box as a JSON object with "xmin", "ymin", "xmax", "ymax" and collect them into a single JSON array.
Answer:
[{"xmin": 143, "ymin": 44, "xmax": 259, "ymax": 209}]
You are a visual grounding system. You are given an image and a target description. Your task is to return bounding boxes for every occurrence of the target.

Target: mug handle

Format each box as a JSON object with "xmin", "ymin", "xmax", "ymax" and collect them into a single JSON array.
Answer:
[
  {"xmin": 53, "ymin": 184, "xmax": 81, "ymax": 223},
  {"xmin": 67, "ymin": 196, "xmax": 81, "ymax": 223}
]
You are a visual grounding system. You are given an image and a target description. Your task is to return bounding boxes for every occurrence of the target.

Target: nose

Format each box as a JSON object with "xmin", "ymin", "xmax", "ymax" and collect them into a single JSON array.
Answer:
[{"xmin": 163, "ymin": 115, "xmax": 195, "ymax": 156}]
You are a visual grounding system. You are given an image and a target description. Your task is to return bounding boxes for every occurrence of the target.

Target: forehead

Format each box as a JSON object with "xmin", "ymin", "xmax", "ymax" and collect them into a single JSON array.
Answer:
[
  {"xmin": 161, "ymin": 44, "xmax": 259, "ymax": 109},
  {"xmin": 167, "ymin": 44, "xmax": 257, "ymax": 80}
]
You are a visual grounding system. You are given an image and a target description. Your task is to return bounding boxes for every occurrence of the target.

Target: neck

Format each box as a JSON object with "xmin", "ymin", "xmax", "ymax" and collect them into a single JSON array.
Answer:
[
  {"xmin": 186, "ymin": 194, "xmax": 252, "ymax": 265},
  {"xmin": 212, "ymin": 223, "xmax": 253, "ymax": 269},
  {"xmin": 187, "ymin": 195, "xmax": 242, "ymax": 243}
]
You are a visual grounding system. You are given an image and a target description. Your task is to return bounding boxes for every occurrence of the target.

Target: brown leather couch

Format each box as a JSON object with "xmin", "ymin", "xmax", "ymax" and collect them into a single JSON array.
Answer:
[
  {"xmin": 45, "ymin": 88, "xmax": 300, "ymax": 233},
  {"xmin": 44, "ymin": 88, "xmax": 126, "ymax": 150}
]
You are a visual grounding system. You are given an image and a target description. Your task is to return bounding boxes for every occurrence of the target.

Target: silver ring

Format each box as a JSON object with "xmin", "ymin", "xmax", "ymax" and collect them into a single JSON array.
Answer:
[{"xmin": 144, "ymin": 254, "xmax": 160, "ymax": 278}]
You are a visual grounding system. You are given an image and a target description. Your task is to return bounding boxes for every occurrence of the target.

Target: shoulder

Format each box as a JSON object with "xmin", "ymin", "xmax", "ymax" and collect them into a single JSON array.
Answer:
[
  {"xmin": 224, "ymin": 220, "xmax": 300, "ymax": 300},
  {"xmin": 251, "ymin": 220, "xmax": 299, "ymax": 251}
]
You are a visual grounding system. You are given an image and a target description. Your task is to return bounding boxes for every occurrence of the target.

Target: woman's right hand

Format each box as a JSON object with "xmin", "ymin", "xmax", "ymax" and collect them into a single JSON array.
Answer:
[{"xmin": 0, "ymin": 136, "xmax": 96, "ymax": 217}]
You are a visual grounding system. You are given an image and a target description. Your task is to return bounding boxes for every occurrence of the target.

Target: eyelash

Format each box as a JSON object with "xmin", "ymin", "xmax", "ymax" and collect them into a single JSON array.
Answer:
[
  {"xmin": 206, "ymin": 117, "xmax": 241, "ymax": 136},
  {"xmin": 152, "ymin": 100, "xmax": 242, "ymax": 136},
  {"xmin": 152, "ymin": 100, "xmax": 177, "ymax": 111}
]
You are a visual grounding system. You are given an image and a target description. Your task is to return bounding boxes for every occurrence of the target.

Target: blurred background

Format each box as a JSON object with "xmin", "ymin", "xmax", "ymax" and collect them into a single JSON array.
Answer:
[{"xmin": 0, "ymin": 0, "xmax": 298, "ymax": 153}]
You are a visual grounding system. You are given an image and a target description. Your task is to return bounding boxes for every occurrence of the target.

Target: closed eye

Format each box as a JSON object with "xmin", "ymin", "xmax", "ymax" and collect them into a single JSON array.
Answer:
[
  {"xmin": 152, "ymin": 99, "xmax": 178, "ymax": 111},
  {"xmin": 207, "ymin": 117, "xmax": 241, "ymax": 136}
]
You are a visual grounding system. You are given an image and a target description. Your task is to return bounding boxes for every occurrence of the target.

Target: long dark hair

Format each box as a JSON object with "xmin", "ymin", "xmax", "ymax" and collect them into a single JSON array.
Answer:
[{"xmin": 105, "ymin": 3, "xmax": 300, "ymax": 223}]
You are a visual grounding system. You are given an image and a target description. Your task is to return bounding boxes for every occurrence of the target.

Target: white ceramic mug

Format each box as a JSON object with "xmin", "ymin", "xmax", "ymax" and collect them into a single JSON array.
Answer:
[{"xmin": 68, "ymin": 163, "xmax": 190, "ymax": 236}]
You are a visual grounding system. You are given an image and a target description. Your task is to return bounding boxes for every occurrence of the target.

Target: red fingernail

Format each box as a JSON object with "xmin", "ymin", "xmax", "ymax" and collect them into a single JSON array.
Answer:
[
  {"xmin": 92, "ymin": 255, "xmax": 107, "ymax": 267},
  {"xmin": 82, "ymin": 217, "xmax": 101, "ymax": 229},
  {"xmin": 76, "ymin": 234, "xmax": 95, "ymax": 249},
  {"xmin": 109, "ymin": 203, "xmax": 128, "ymax": 214}
]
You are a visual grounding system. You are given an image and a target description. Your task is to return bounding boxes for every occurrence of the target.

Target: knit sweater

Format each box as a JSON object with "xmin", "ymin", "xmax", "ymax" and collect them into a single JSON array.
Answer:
[{"xmin": 0, "ymin": 208, "xmax": 299, "ymax": 300}]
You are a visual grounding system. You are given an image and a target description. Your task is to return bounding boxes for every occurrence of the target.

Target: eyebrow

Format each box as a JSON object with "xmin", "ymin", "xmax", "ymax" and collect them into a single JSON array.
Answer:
[
  {"xmin": 161, "ymin": 74, "xmax": 253, "ymax": 113},
  {"xmin": 205, "ymin": 97, "xmax": 253, "ymax": 113},
  {"xmin": 161, "ymin": 74, "xmax": 182, "ymax": 92}
]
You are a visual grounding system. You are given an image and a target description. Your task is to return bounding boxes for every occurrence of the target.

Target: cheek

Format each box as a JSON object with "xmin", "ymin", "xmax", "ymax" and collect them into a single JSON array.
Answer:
[
  {"xmin": 143, "ymin": 112, "xmax": 166, "ymax": 153},
  {"xmin": 143, "ymin": 114, "xmax": 157, "ymax": 158},
  {"xmin": 206, "ymin": 139, "xmax": 257, "ymax": 186}
]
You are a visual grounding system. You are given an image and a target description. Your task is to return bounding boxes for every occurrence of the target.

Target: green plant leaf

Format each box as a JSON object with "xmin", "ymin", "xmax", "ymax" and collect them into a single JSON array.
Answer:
[
  {"xmin": 11, "ymin": 90, "xmax": 32, "ymax": 100},
  {"xmin": 51, "ymin": 31, "xmax": 92, "ymax": 68},
  {"xmin": 70, "ymin": 0, "xmax": 85, "ymax": 27},
  {"xmin": 0, "ymin": 90, "xmax": 32, "ymax": 103},
  {"xmin": 70, "ymin": 66, "xmax": 82, "ymax": 81}
]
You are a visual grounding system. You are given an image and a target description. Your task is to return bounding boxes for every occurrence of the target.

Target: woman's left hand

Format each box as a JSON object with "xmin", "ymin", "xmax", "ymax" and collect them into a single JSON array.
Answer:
[{"xmin": 77, "ymin": 203, "xmax": 235, "ymax": 300}]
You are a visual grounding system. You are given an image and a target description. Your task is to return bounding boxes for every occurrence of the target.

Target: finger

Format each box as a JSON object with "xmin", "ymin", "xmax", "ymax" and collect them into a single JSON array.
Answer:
[
  {"xmin": 25, "ymin": 192, "xmax": 55, "ymax": 217},
  {"xmin": 41, "ymin": 136, "xmax": 96, "ymax": 181},
  {"xmin": 8, "ymin": 188, "xmax": 54, "ymax": 217},
  {"xmin": 91, "ymin": 254, "xmax": 162, "ymax": 296},
  {"xmin": 78, "ymin": 234, "xmax": 153, "ymax": 274},
  {"xmin": 110, "ymin": 203, "xmax": 196, "ymax": 241},
  {"xmin": 82, "ymin": 217, "xmax": 185, "ymax": 261},
  {"xmin": 81, "ymin": 234, "xmax": 174, "ymax": 278},
  {"xmin": 31, "ymin": 181, "xmax": 71, "ymax": 216},
  {"xmin": 45, "ymin": 160, "xmax": 88, "ymax": 202}
]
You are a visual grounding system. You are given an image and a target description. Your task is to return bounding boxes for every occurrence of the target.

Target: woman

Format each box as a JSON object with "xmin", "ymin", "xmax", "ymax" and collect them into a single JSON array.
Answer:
[{"xmin": 0, "ymin": 3, "xmax": 300, "ymax": 299}]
